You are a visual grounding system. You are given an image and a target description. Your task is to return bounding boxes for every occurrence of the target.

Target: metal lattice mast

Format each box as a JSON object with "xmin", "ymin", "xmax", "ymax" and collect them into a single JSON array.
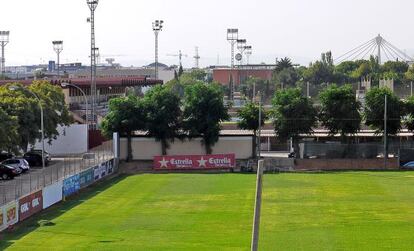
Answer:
[
  {"xmin": 194, "ymin": 46, "xmax": 200, "ymax": 69},
  {"xmin": 52, "ymin": 41, "xmax": 63, "ymax": 78},
  {"xmin": 0, "ymin": 31, "xmax": 10, "ymax": 78},
  {"xmin": 152, "ymin": 20, "xmax": 164, "ymax": 80},
  {"xmin": 87, "ymin": 0, "xmax": 98, "ymax": 126},
  {"xmin": 227, "ymin": 29, "xmax": 238, "ymax": 100}
]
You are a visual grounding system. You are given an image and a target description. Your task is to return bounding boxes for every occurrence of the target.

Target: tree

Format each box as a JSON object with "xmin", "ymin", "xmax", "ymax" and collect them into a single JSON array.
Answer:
[
  {"xmin": 238, "ymin": 102, "xmax": 267, "ymax": 158},
  {"xmin": 275, "ymin": 57, "xmax": 293, "ymax": 73},
  {"xmin": 183, "ymin": 83, "xmax": 229, "ymax": 154},
  {"xmin": 0, "ymin": 81, "xmax": 72, "ymax": 151},
  {"xmin": 178, "ymin": 65, "xmax": 184, "ymax": 77},
  {"xmin": 404, "ymin": 96, "xmax": 414, "ymax": 133},
  {"xmin": 143, "ymin": 85, "xmax": 182, "ymax": 156},
  {"xmin": 101, "ymin": 95, "xmax": 146, "ymax": 162},
  {"xmin": 319, "ymin": 84, "xmax": 361, "ymax": 141},
  {"xmin": 364, "ymin": 87, "xmax": 403, "ymax": 135},
  {"xmin": 303, "ymin": 52, "xmax": 335, "ymax": 85},
  {"xmin": 271, "ymin": 88, "xmax": 317, "ymax": 152},
  {"xmin": 0, "ymin": 109, "xmax": 19, "ymax": 153},
  {"xmin": 29, "ymin": 81, "xmax": 72, "ymax": 144}
]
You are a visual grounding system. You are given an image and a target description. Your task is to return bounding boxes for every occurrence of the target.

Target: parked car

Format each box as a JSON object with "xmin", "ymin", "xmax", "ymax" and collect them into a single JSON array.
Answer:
[
  {"xmin": 0, "ymin": 152, "xmax": 14, "ymax": 162},
  {"xmin": 0, "ymin": 164, "xmax": 20, "ymax": 179},
  {"xmin": 1, "ymin": 158, "xmax": 29, "ymax": 173},
  {"xmin": 403, "ymin": 161, "xmax": 414, "ymax": 168},
  {"xmin": 23, "ymin": 152, "xmax": 49, "ymax": 167},
  {"xmin": 27, "ymin": 150, "xmax": 51, "ymax": 162}
]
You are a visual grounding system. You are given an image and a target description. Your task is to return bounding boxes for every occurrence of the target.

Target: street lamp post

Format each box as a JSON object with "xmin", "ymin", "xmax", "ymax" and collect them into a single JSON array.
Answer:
[
  {"xmin": 61, "ymin": 82, "xmax": 89, "ymax": 150},
  {"xmin": 152, "ymin": 20, "xmax": 164, "ymax": 80},
  {"xmin": 52, "ymin": 41, "xmax": 63, "ymax": 78},
  {"xmin": 9, "ymin": 85, "xmax": 45, "ymax": 169}
]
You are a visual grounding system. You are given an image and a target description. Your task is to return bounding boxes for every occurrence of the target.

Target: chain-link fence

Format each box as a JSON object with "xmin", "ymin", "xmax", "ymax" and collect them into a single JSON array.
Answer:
[{"xmin": 0, "ymin": 140, "xmax": 115, "ymax": 207}]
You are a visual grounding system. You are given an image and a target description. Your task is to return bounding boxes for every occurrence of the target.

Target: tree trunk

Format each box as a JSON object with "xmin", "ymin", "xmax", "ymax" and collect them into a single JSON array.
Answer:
[
  {"xmin": 127, "ymin": 132, "xmax": 132, "ymax": 162},
  {"xmin": 252, "ymin": 130, "xmax": 257, "ymax": 159},
  {"xmin": 161, "ymin": 139, "xmax": 168, "ymax": 156},
  {"xmin": 205, "ymin": 143, "xmax": 212, "ymax": 155}
]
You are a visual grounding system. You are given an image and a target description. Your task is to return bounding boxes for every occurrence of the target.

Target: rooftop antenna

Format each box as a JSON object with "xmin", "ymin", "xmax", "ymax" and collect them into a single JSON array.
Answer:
[
  {"xmin": 0, "ymin": 31, "xmax": 10, "ymax": 78},
  {"xmin": 194, "ymin": 46, "xmax": 200, "ymax": 68}
]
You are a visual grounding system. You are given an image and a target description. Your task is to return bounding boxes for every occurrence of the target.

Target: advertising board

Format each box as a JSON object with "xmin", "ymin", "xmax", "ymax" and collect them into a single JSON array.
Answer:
[
  {"xmin": 79, "ymin": 168, "xmax": 94, "ymax": 188},
  {"xmin": 107, "ymin": 159, "xmax": 114, "ymax": 174},
  {"xmin": 43, "ymin": 181, "xmax": 63, "ymax": 209},
  {"xmin": 94, "ymin": 165, "xmax": 101, "ymax": 181},
  {"xmin": 154, "ymin": 154, "xmax": 236, "ymax": 170},
  {"xmin": 4, "ymin": 201, "xmax": 19, "ymax": 227},
  {"xmin": 0, "ymin": 206, "xmax": 4, "ymax": 231},
  {"xmin": 19, "ymin": 190, "xmax": 43, "ymax": 221},
  {"xmin": 63, "ymin": 174, "xmax": 80, "ymax": 197}
]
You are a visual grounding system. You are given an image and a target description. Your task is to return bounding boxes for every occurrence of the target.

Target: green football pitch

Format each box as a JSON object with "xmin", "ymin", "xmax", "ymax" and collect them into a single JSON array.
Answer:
[{"xmin": 2, "ymin": 172, "xmax": 414, "ymax": 250}]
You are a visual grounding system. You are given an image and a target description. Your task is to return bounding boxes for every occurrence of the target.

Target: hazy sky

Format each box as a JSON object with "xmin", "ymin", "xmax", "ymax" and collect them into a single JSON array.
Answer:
[{"xmin": 1, "ymin": 0, "xmax": 414, "ymax": 68}]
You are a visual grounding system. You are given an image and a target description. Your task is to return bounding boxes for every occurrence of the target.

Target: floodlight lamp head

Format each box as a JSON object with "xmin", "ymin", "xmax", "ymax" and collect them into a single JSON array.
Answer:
[
  {"xmin": 86, "ymin": 0, "xmax": 99, "ymax": 11},
  {"xmin": 52, "ymin": 40, "xmax": 63, "ymax": 51},
  {"xmin": 226, "ymin": 28, "xmax": 238, "ymax": 41},
  {"xmin": 0, "ymin": 31, "xmax": 10, "ymax": 43},
  {"xmin": 153, "ymin": 19, "xmax": 164, "ymax": 31}
]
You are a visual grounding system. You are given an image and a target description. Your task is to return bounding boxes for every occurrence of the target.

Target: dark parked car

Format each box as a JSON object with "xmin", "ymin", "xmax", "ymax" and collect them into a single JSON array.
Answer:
[
  {"xmin": 0, "ymin": 152, "xmax": 14, "ymax": 162},
  {"xmin": 27, "ymin": 150, "xmax": 51, "ymax": 162},
  {"xmin": 0, "ymin": 164, "xmax": 20, "ymax": 179},
  {"xmin": 23, "ymin": 152, "xmax": 49, "ymax": 167}
]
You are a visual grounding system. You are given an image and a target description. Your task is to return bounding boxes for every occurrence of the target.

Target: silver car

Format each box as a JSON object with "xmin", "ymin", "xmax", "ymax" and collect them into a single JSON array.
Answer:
[{"xmin": 1, "ymin": 158, "xmax": 30, "ymax": 173}]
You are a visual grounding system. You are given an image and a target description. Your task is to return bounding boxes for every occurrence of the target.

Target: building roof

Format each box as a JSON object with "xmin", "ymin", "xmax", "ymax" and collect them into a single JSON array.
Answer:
[{"xmin": 0, "ymin": 77, "xmax": 163, "ymax": 88}]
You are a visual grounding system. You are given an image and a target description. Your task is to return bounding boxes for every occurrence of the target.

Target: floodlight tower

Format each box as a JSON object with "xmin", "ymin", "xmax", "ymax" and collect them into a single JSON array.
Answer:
[
  {"xmin": 152, "ymin": 20, "xmax": 164, "ymax": 80},
  {"xmin": 227, "ymin": 29, "xmax": 238, "ymax": 68},
  {"xmin": 87, "ymin": 0, "xmax": 99, "ymax": 126},
  {"xmin": 227, "ymin": 28, "xmax": 238, "ymax": 100},
  {"xmin": 244, "ymin": 46, "xmax": 252, "ymax": 65},
  {"xmin": 237, "ymin": 39, "xmax": 247, "ymax": 65},
  {"xmin": 52, "ymin": 41, "xmax": 63, "ymax": 78},
  {"xmin": 0, "ymin": 31, "xmax": 10, "ymax": 77}
]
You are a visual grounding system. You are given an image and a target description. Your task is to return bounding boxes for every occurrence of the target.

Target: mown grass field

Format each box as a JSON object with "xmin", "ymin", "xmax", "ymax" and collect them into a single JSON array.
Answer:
[{"xmin": 2, "ymin": 172, "xmax": 414, "ymax": 250}]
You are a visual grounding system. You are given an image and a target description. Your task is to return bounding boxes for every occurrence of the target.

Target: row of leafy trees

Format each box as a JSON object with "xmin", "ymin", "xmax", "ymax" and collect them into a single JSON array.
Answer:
[
  {"xmin": 238, "ymin": 84, "xmax": 414, "ymax": 156},
  {"xmin": 101, "ymin": 83, "xmax": 229, "ymax": 161},
  {"xmin": 271, "ymin": 54, "xmax": 414, "ymax": 89},
  {"xmin": 0, "ymin": 81, "xmax": 72, "ymax": 153}
]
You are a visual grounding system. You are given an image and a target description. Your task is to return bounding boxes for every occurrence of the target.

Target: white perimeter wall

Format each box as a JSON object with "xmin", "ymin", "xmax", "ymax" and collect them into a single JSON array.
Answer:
[
  {"xmin": 120, "ymin": 137, "xmax": 253, "ymax": 160},
  {"xmin": 33, "ymin": 124, "xmax": 88, "ymax": 155}
]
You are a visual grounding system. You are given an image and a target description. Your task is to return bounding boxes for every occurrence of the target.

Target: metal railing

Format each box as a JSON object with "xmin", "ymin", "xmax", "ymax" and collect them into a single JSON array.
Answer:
[{"xmin": 0, "ymin": 140, "xmax": 115, "ymax": 207}]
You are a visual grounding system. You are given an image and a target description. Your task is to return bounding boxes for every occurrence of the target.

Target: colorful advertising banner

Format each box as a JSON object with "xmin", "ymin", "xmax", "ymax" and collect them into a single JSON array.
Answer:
[
  {"xmin": 107, "ymin": 159, "xmax": 114, "ymax": 174},
  {"xmin": 4, "ymin": 201, "xmax": 19, "ymax": 227},
  {"xmin": 43, "ymin": 181, "xmax": 63, "ymax": 209},
  {"xmin": 79, "ymin": 168, "xmax": 94, "ymax": 188},
  {"xmin": 63, "ymin": 174, "xmax": 80, "ymax": 197},
  {"xmin": 19, "ymin": 190, "xmax": 43, "ymax": 222},
  {"xmin": 154, "ymin": 154, "xmax": 236, "ymax": 170},
  {"xmin": 94, "ymin": 165, "xmax": 101, "ymax": 181},
  {"xmin": 0, "ymin": 205, "xmax": 5, "ymax": 231}
]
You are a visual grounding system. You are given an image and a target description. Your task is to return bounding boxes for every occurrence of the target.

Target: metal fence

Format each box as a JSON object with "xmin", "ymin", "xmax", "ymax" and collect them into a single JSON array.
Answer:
[{"xmin": 0, "ymin": 140, "xmax": 115, "ymax": 207}]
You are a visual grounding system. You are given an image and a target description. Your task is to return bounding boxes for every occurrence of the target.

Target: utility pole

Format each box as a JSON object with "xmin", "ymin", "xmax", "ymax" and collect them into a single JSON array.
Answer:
[
  {"xmin": 258, "ymin": 91, "xmax": 262, "ymax": 159},
  {"xmin": 251, "ymin": 160, "xmax": 264, "ymax": 251},
  {"xmin": 152, "ymin": 20, "xmax": 164, "ymax": 80},
  {"xmin": 52, "ymin": 41, "xmax": 63, "ymax": 78},
  {"xmin": 87, "ymin": 0, "xmax": 99, "ymax": 128},
  {"xmin": 384, "ymin": 95, "xmax": 388, "ymax": 169},
  {"xmin": 0, "ymin": 31, "xmax": 10, "ymax": 78}
]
